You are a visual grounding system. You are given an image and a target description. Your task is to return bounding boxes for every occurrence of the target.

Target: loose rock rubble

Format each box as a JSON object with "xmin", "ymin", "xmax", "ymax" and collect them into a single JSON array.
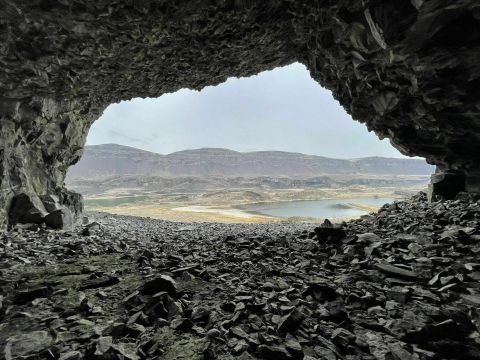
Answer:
[{"xmin": 1, "ymin": 192, "xmax": 480, "ymax": 359}]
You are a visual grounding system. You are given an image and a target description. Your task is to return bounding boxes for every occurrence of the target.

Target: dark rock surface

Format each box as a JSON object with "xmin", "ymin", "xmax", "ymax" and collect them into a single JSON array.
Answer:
[
  {"xmin": 7, "ymin": 193, "xmax": 80, "ymax": 231},
  {"xmin": 428, "ymin": 170, "xmax": 466, "ymax": 202},
  {"xmin": 1, "ymin": 1, "xmax": 480, "ymax": 228},
  {"xmin": 1, "ymin": 193, "xmax": 480, "ymax": 359}
]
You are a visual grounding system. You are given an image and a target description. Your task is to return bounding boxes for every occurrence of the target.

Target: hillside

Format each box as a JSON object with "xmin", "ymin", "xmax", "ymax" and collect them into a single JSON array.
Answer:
[{"xmin": 67, "ymin": 144, "xmax": 434, "ymax": 178}]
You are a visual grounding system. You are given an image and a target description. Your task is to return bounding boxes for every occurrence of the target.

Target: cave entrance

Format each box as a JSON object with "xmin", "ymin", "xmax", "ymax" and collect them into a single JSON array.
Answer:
[
  {"xmin": 1, "ymin": 1, "xmax": 478, "ymax": 231},
  {"xmin": 66, "ymin": 63, "xmax": 431, "ymax": 224}
]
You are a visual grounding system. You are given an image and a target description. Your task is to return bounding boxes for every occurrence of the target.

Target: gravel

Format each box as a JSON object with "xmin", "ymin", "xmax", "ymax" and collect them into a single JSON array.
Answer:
[{"xmin": 1, "ymin": 192, "xmax": 480, "ymax": 359}]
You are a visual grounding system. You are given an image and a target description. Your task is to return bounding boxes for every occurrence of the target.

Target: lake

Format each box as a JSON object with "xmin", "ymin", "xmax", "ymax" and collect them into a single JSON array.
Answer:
[{"xmin": 242, "ymin": 197, "xmax": 396, "ymax": 219}]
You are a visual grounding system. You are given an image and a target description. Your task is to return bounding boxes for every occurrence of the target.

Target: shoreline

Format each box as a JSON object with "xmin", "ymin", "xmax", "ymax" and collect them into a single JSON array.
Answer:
[
  {"xmin": 81, "ymin": 186, "xmax": 420, "ymax": 224},
  {"xmin": 172, "ymin": 205, "xmax": 261, "ymax": 219},
  {"xmin": 85, "ymin": 199, "xmax": 388, "ymax": 224},
  {"xmin": 86, "ymin": 204, "xmax": 279, "ymax": 224}
]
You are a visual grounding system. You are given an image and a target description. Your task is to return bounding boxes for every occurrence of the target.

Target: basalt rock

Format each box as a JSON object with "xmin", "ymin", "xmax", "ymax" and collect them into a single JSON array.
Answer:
[
  {"xmin": 313, "ymin": 219, "xmax": 347, "ymax": 244},
  {"xmin": 1, "ymin": 1, "xmax": 480, "ymax": 229},
  {"xmin": 428, "ymin": 168, "xmax": 466, "ymax": 201},
  {"xmin": 7, "ymin": 192, "xmax": 81, "ymax": 230},
  {"xmin": 44, "ymin": 207, "xmax": 74, "ymax": 230},
  {"xmin": 1, "ymin": 194, "xmax": 480, "ymax": 358},
  {"xmin": 7, "ymin": 193, "xmax": 49, "ymax": 226}
]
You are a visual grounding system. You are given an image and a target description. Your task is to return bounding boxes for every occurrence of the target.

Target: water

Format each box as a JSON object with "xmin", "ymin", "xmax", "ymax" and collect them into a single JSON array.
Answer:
[{"xmin": 243, "ymin": 197, "xmax": 395, "ymax": 219}]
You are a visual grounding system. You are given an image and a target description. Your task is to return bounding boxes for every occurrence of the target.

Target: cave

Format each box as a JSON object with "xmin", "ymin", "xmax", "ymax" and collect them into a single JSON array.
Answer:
[
  {"xmin": 1, "ymin": 1, "xmax": 480, "ymax": 230},
  {"xmin": 3, "ymin": 2, "xmax": 480, "ymax": 358}
]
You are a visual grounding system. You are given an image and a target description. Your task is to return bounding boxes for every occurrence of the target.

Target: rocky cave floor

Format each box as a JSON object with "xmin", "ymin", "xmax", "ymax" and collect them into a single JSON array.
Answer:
[{"xmin": 1, "ymin": 193, "xmax": 480, "ymax": 360}]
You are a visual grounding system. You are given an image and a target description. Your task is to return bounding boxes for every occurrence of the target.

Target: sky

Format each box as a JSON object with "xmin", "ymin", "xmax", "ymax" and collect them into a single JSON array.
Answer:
[{"xmin": 87, "ymin": 62, "xmax": 409, "ymax": 159}]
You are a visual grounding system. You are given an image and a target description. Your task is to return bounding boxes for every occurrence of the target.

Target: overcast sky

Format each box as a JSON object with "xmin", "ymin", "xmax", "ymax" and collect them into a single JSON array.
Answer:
[{"xmin": 87, "ymin": 62, "xmax": 409, "ymax": 159}]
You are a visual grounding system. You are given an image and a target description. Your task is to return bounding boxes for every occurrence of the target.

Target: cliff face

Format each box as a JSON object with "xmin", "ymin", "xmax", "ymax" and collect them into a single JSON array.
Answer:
[
  {"xmin": 1, "ymin": 1, "xmax": 480, "ymax": 229},
  {"xmin": 67, "ymin": 144, "xmax": 434, "ymax": 178}
]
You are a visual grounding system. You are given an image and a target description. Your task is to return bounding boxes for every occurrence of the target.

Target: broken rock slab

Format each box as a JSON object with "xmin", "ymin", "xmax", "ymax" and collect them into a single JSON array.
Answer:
[
  {"xmin": 3, "ymin": 331, "xmax": 53, "ymax": 359},
  {"xmin": 375, "ymin": 263, "xmax": 419, "ymax": 280},
  {"xmin": 44, "ymin": 207, "xmax": 74, "ymax": 230},
  {"xmin": 8, "ymin": 193, "xmax": 48, "ymax": 226},
  {"xmin": 39, "ymin": 194, "xmax": 62, "ymax": 212},
  {"xmin": 313, "ymin": 219, "xmax": 346, "ymax": 244},
  {"xmin": 140, "ymin": 274, "xmax": 178, "ymax": 297},
  {"xmin": 8, "ymin": 192, "xmax": 77, "ymax": 230},
  {"xmin": 14, "ymin": 286, "xmax": 53, "ymax": 305}
]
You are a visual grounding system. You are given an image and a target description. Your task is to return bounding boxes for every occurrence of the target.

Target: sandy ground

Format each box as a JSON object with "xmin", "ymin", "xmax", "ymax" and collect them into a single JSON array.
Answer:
[
  {"xmin": 83, "ymin": 185, "xmax": 424, "ymax": 223},
  {"xmin": 173, "ymin": 206, "xmax": 257, "ymax": 219},
  {"xmin": 85, "ymin": 202, "xmax": 374, "ymax": 224},
  {"xmin": 90, "ymin": 204, "xmax": 279, "ymax": 224}
]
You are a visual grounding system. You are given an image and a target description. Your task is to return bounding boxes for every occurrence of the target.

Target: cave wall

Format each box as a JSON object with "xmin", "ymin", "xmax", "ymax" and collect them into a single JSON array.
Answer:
[
  {"xmin": 1, "ymin": 0, "xmax": 479, "ymax": 229},
  {"xmin": 0, "ymin": 98, "xmax": 100, "ymax": 229}
]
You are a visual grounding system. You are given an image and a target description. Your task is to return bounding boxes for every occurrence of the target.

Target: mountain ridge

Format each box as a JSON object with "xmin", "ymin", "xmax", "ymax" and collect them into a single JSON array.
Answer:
[
  {"xmin": 67, "ymin": 143, "xmax": 434, "ymax": 178},
  {"xmin": 83, "ymin": 143, "xmax": 420, "ymax": 160}
]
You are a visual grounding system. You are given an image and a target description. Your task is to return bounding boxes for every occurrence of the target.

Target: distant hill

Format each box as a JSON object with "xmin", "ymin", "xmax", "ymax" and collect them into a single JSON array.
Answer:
[{"xmin": 67, "ymin": 144, "xmax": 434, "ymax": 179}]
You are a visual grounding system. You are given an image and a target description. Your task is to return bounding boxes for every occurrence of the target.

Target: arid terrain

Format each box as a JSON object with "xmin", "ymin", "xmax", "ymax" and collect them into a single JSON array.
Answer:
[
  {"xmin": 72, "ymin": 185, "xmax": 424, "ymax": 224},
  {"xmin": 66, "ymin": 144, "xmax": 431, "ymax": 223}
]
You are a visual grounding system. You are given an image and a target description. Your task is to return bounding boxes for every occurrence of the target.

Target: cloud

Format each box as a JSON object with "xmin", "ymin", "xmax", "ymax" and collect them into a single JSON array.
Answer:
[{"xmin": 108, "ymin": 129, "xmax": 150, "ymax": 146}]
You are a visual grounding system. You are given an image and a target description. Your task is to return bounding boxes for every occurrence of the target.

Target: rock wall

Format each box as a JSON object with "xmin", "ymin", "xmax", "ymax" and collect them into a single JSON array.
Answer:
[
  {"xmin": 0, "ymin": 97, "xmax": 100, "ymax": 229},
  {"xmin": 1, "ymin": 0, "xmax": 479, "ymax": 229}
]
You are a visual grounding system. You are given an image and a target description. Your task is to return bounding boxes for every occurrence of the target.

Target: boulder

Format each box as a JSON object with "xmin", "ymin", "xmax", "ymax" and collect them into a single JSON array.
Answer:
[
  {"xmin": 465, "ymin": 171, "xmax": 480, "ymax": 194},
  {"xmin": 39, "ymin": 194, "xmax": 62, "ymax": 212},
  {"xmin": 277, "ymin": 309, "xmax": 304, "ymax": 334},
  {"xmin": 313, "ymin": 220, "xmax": 346, "ymax": 244},
  {"xmin": 140, "ymin": 275, "xmax": 178, "ymax": 297},
  {"xmin": 428, "ymin": 169, "xmax": 465, "ymax": 202},
  {"xmin": 8, "ymin": 193, "xmax": 48, "ymax": 226},
  {"xmin": 44, "ymin": 207, "xmax": 74, "ymax": 230},
  {"xmin": 63, "ymin": 190, "xmax": 83, "ymax": 218}
]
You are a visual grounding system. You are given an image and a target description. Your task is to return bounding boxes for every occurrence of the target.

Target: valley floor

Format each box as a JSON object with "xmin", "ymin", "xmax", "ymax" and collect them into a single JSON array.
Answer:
[
  {"xmin": 82, "ymin": 185, "xmax": 422, "ymax": 223},
  {"xmin": 1, "ymin": 193, "xmax": 480, "ymax": 359}
]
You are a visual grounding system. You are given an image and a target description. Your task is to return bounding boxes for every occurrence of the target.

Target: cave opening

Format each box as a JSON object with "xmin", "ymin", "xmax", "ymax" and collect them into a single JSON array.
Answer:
[
  {"xmin": 1, "ymin": 2, "xmax": 478, "ymax": 231},
  {"xmin": 65, "ymin": 63, "xmax": 432, "ymax": 224}
]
